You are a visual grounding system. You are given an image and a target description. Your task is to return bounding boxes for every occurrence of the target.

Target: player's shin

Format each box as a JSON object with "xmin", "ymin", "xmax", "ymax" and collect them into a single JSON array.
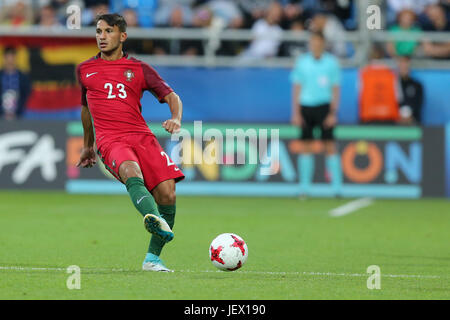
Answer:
[
  {"xmin": 148, "ymin": 204, "xmax": 176, "ymax": 256},
  {"xmin": 326, "ymin": 154, "xmax": 343, "ymax": 195},
  {"xmin": 125, "ymin": 177, "xmax": 160, "ymax": 217},
  {"xmin": 299, "ymin": 154, "xmax": 314, "ymax": 195}
]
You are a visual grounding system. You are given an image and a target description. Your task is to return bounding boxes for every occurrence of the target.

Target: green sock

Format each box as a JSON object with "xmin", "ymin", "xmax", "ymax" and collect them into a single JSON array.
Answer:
[
  {"xmin": 148, "ymin": 204, "xmax": 176, "ymax": 256},
  {"xmin": 125, "ymin": 177, "xmax": 159, "ymax": 218}
]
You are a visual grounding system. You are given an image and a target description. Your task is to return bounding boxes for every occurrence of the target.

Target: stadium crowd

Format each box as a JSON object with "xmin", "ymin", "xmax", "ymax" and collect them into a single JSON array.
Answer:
[{"xmin": 0, "ymin": 0, "xmax": 449, "ymax": 58}]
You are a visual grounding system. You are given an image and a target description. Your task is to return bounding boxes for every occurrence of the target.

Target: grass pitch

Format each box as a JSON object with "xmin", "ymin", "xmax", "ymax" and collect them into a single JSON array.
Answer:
[{"xmin": 0, "ymin": 191, "xmax": 448, "ymax": 300}]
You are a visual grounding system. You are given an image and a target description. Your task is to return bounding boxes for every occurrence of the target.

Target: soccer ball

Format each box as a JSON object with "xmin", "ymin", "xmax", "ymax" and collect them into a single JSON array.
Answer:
[{"xmin": 209, "ymin": 233, "xmax": 248, "ymax": 271}]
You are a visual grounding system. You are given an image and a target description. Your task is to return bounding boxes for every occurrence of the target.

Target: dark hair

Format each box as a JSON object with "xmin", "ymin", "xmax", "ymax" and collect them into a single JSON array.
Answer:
[
  {"xmin": 310, "ymin": 31, "xmax": 325, "ymax": 41},
  {"xmin": 3, "ymin": 46, "xmax": 17, "ymax": 56},
  {"xmin": 95, "ymin": 13, "xmax": 127, "ymax": 32}
]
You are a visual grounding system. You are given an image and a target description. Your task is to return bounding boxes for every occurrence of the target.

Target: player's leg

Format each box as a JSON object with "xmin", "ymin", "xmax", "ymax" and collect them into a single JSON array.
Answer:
[
  {"xmin": 119, "ymin": 160, "xmax": 174, "ymax": 242},
  {"xmin": 144, "ymin": 179, "xmax": 177, "ymax": 271},
  {"xmin": 320, "ymin": 106, "xmax": 343, "ymax": 196},
  {"xmin": 324, "ymin": 140, "xmax": 342, "ymax": 196},
  {"xmin": 135, "ymin": 134, "xmax": 184, "ymax": 272},
  {"xmin": 120, "ymin": 160, "xmax": 156, "ymax": 217},
  {"xmin": 299, "ymin": 106, "xmax": 315, "ymax": 196}
]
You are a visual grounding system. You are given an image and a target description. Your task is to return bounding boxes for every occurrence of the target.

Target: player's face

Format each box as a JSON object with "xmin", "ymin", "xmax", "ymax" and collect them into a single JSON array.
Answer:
[
  {"xmin": 96, "ymin": 20, "xmax": 127, "ymax": 53},
  {"xmin": 309, "ymin": 35, "xmax": 325, "ymax": 58},
  {"xmin": 397, "ymin": 57, "xmax": 411, "ymax": 77}
]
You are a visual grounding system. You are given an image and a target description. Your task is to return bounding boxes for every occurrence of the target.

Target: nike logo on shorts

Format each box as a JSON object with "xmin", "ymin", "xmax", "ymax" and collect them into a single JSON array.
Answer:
[{"xmin": 86, "ymin": 72, "xmax": 98, "ymax": 78}]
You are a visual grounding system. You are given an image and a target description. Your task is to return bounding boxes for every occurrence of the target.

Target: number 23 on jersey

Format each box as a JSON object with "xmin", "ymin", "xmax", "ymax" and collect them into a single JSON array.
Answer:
[{"xmin": 104, "ymin": 82, "xmax": 127, "ymax": 99}]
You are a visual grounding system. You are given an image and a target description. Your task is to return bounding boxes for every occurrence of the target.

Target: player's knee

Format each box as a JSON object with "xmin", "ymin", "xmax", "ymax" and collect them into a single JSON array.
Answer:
[
  {"xmin": 159, "ymin": 190, "xmax": 176, "ymax": 205},
  {"xmin": 119, "ymin": 161, "xmax": 143, "ymax": 182},
  {"xmin": 324, "ymin": 141, "xmax": 337, "ymax": 155},
  {"xmin": 153, "ymin": 187, "xmax": 176, "ymax": 205}
]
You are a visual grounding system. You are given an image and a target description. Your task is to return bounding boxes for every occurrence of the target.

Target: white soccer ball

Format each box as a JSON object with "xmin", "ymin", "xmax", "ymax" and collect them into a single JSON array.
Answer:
[{"xmin": 209, "ymin": 233, "xmax": 248, "ymax": 271}]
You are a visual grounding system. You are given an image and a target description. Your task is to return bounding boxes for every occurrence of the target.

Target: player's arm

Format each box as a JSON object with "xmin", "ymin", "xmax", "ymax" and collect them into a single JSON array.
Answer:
[
  {"xmin": 140, "ymin": 62, "xmax": 182, "ymax": 134},
  {"xmin": 76, "ymin": 104, "xmax": 97, "ymax": 168},
  {"xmin": 324, "ymin": 60, "xmax": 341, "ymax": 129},
  {"xmin": 422, "ymin": 41, "xmax": 450, "ymax": 58},
  {"xmin": 330, "ymin": 85, "xmax": 340, "ymax": 115},
  {"xmin": 291, "ymin": 84, "xmax": 303, "ymax": 126},
  {"xmin": 324, "ymin": 85, "xmax": 340, "ymax": 129},
  {"xmin": 162, "ymin": 92, "xmax": 183, "ymax": 134}
]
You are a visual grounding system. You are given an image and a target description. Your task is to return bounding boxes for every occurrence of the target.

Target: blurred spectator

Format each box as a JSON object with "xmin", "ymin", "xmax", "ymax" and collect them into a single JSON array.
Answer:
[
  {"xmin": 121, "ymin": 8, "xmax": 149, "ymax": 54},
  {"xmin": 82, "ymin": 1, "xmax": 109, "ymax": 26},
  {"xmin": 206, "ymin": 0, "xmax": 243, "ymax": 28},
  {"xmin": 279, "ymin": 1, "xmax": 305, "ymax": 30},
  {"xmin": 37, "ymin": 4, "xmax": 64, "ymax": 28},
  {"xmin": 278, "ymin": 18, "xmax": 307, "ymax": 57},
  {"xmin": 386, "ymin": 0, "xmax": 438, "ymax": 25},
  {"xmin": 0, "ymin": 0, "xmax": 33, "ymax": 26},
  {"xmin": 309, "ymin": 13, "xmax": 348, "ymax": 58},
  {"xmin": 421, "ymin": 4, "xmax": 450, "ymax": 58},
  {"xmin": 359, "ymin": 45, "xmax": 400, "ymax": 124},
  {"xmin": 0, "ymin": 47, "xmax": 31, "ymax": 120},
  {"xmin": 386, "ymin": 9, "xmax": 422, "ymax": 57},
  {"xmin": 423, "ymin": 3, "xmax": 450, "ymax": 31},
  {"xmin": 206, "ymin": 0, "xmax": 245, "ymax": 55},
  {"xmin": 154, "ymin": 0, "xmax": 195, "ymax": 27},
  {"xmin": 121, "ymin": 7, "xmax": 138, "ymax": 27},
  {"xmin": 284, "ymin": 0, "xmax": 355, "ymax": 29},
  {"xmin": 153, "ymin": 4, "xmax": 205, "ymax": 55},
  {"xmin": 234, "ymin": 0, "xmax": 272, "ymax": 28},
  {"xmin": 35, "ymin": 0, "xmax": 85, "ymax": 24},
  {"xmin": 396, "ymin": 55, "xmax": 424, "ymax": 125},
  {"xmin": 109, "ymin": 0, "xmax": 157, "ymax": 27},
  {"xmin": 239, "ymin": 1, "xmax": 283, "ymax": 59}
]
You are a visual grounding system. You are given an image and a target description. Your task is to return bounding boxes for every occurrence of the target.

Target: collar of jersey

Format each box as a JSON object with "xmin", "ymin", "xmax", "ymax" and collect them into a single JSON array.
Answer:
[{"xmin": 95, "ymin": 52, "xmax": 128, "ymax": 61}]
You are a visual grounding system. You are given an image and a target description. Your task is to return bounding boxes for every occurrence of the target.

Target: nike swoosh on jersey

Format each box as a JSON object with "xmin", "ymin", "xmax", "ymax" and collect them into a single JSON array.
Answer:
[{"xmin": 86, "ymin": 72, "xmax": 98, "ymax": 78}]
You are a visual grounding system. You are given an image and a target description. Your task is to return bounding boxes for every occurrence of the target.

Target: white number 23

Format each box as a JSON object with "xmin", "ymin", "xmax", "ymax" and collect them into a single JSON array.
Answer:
[{"xmin": 104, "ymin": 82, "xmax": 127, "ymax": 99}]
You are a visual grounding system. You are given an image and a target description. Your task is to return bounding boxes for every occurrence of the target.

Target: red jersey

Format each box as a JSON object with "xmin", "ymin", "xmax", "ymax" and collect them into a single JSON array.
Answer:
[{"xmin": 76, "ymin": 53, "xmax": 173, "ymax": 149}]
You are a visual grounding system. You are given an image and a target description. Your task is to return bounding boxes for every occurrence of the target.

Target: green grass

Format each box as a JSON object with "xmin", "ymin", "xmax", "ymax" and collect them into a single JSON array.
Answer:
[{"xmin": 0, "ymin": 191, "xmax": 448, "ymax": 300}]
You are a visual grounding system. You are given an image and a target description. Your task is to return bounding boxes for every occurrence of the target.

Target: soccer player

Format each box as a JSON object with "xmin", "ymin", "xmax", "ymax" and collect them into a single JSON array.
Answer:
[
  {"xmin": 290, "ymin": 31, "xmax": 342, "ymax": 196},
  {"xmin": 76, "ymin": 13, "xmax": 185, "ymax": 272}
]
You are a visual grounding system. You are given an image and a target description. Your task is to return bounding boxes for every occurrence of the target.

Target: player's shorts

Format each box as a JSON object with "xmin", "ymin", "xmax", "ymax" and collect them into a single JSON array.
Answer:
[
  {"xmin": 300, "ymin": 103, "xmax": 335, "ymax": 141},
  {"xmin": 97, "ymin": 133, "xmax": 185, "ymax": 191}
]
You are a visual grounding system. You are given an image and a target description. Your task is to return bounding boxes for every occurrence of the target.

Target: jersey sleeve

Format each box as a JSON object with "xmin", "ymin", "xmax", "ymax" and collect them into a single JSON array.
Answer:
[
  {"xmin": 76, "ymin": 64, "xmax": 88, "ymax": 106},
  {"xmin": 290, "ymin": 57, "xmax": 304, "ymax": 85},
  {"xmin": 140, "ymin": 62, "xmax": 173, "ymax": 103}
]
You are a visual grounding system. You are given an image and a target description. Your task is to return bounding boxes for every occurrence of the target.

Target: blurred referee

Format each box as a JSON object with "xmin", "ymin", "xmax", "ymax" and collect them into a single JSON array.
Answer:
[{"xmin": 290, "ymin": 31, "xmax": 342, "ymax": 196}]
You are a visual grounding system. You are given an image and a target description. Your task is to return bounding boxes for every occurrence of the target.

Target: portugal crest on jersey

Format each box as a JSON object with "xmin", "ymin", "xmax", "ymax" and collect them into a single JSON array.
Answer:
[{"xmin": 124, "ymin": 69, "xmax": 135, "ymax": 82}]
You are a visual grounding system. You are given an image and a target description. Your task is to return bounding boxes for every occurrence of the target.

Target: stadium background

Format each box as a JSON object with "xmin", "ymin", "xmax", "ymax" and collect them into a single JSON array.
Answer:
[
  {"xmin": 0, "ymin": 0, "xmax": 449, "ymax": 199},
  {"xmin": 0, "ymin": 0, "xmax": 449, "ymax": 301}
]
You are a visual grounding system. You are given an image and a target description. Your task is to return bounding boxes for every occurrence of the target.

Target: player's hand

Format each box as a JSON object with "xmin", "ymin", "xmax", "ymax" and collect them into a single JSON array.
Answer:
[
  {"xmin": 162, "ymin": 118, "xmax": 181, "ymax": 134},
  {"xmin": 323, "ymin": 113, "xmax": 337, "ymax": 129},
  {"xmin": 76, "ymin": 147, "xmax": 97, "ymax": 168},
  {"xmin": 291, "ymin": 113, "xmax": 304, "ymax": 126}
]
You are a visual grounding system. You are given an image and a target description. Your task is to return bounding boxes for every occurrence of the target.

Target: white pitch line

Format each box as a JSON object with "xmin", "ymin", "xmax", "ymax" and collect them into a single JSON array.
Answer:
[
  {"xmin": 329, "ymin": 197, "xmax": 374, "ymax": 217},
  {"xmin": 0, "ymin": 266, "xmax": 441, "ymax": 279}
]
